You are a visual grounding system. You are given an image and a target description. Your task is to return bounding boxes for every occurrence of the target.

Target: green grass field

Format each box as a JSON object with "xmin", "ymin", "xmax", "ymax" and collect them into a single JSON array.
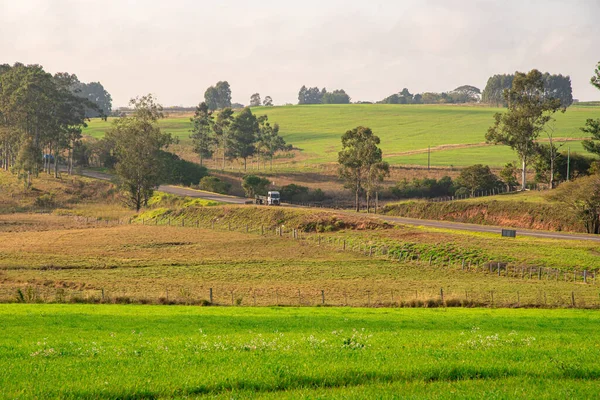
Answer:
[
  {"xmin": 1, "ymin": 305, "xmax": 599, "ymax": 398},
  {"xmin": 84, "ymin": 104, "xmax": 600, "ymax": 167}
]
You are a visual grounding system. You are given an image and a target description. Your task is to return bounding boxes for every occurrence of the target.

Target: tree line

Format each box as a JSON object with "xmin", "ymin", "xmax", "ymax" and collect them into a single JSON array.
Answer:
[
  {"xmin": 379, "ymin": 86, "xmax": 481, "ymax": 105},
  {"xmin": 298, "ymin": 86, "xmax": 351, "ymax": 104},
  {"xmin": 482, "ymin": 72, "xmax": 573, "ymax": 107},
  {"xmin": 190, "ymin": 102, "xmax": 291, "ymax": 170},
  {"xmin": 0, "ymin": 62, "xmax": 111, "ymax": 187}
]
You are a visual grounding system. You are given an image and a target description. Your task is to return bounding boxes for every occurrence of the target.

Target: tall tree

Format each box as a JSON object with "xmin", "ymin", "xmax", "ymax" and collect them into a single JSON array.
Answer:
[
  {"xmin": 106, "ymin": 94, "xmax": 172, "ymax": 211},
  {"xmin": 213, "ymin": 107, "xmax": 234, "ymax": 170},
  {"xmin": 204, "ymin": 81, "xmax": 232, "ymax": 110},
  {"xmin": 227, "ymin": 107, "xmax": 258, "ymax": 170},
  {"xmin": 257, "ymin": 116, "xmax": 288, "ymax": 170},
  {"xmin": 74, "ymin": 81, "xmax": 112, "ymax": 117},
  {"xmin": 263, "ymin": 96, "xmax": 273, "ymax": 106},
  {"xmin": 321, "ymin": 89, "xmax": 351, "ymax": 104},
  {"xmin": 592, "ymin": 61, "xmax": 600, "ymax": 90},
  {"xmin": 338, "ymin": 126, "xmax": 388, "ymax": 212},
  {"xmin": 189, "ymin": 101, "xmax": 214, "ymax": 166},
  {"xmin": 485, "ymin": 69, "xmax": 563, "ymax": 190},
  {"xmin": 582, "ymin": 62, "xmax": 600, "ymax": 156},
  {"xmin": 250, "ymin": 93, "xmax": 261, "ymax": 107}
]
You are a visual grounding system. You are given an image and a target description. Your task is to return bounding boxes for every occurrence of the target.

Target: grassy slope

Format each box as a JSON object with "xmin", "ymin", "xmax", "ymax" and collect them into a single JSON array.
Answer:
[
  {"xmin": 84, "ymin": 104, "xmax": 600, "ymax": 166},
  {"xmin": 1, "ymin": 305, "xmax": 599, "ymax": 399},
  {"xmin": 2, "ymin": 205, "xmax": 600, "ymax": 307},
  {"xmin": 382, "ymin": 189, "xmax": 585, "ymax": 233}
]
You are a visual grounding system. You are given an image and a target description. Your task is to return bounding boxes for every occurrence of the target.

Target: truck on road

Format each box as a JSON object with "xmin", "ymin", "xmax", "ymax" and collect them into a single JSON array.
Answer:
[{"xmin": 255, "ymin": 191, "xmax": 281, "ymax": 206}]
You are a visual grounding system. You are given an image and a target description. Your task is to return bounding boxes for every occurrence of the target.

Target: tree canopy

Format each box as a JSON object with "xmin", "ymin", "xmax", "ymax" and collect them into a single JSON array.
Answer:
[
  {"xmin": 482, "ymin": 72, "xmax": 573, "ymax": 107},
  {"xmin": 298, "ymin": 86, "xmax": 350, "ymax": 104},
  {"xmin": 204, "ymin": 81, "xmax": 232, "ymax": 110}
]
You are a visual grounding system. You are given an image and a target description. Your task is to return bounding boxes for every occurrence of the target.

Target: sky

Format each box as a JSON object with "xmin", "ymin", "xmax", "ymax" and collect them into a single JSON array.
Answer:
[{"xmin": 1, "ymin": 0, "xmax": 599, "ymax": 107}]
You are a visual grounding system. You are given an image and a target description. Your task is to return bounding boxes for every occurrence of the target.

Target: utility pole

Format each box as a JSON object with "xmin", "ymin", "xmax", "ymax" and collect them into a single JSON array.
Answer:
[
  {"xmin": 427, "ymin": 145, "xmax": 431, "ymax": 171},
  {"xmin": 567, "ymin": 146, "xmax": 570, "ymax": 182}
]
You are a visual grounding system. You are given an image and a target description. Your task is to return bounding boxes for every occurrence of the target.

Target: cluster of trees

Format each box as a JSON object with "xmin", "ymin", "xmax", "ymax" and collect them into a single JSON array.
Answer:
[
  {"xmin": 249, "ymin": 93, "xmax": 273, "ymax": 107},
  {"xmin": 204, "ymin": 81, "xmax": 232, "ymax": 111},
  {"xmin": 298, "ymin": 86, "xmax": 350, "ymax": 104},
  {"xmin": 0, "ymin": 62, "xmax": 111, "ymax": 187},
  {"xmin": 379, "ymin": 86, "xmax": 481, "ymax": 105},
  {"xmin": 482, "ymin": 72, "xmax": 573, "ymax": 107},
  {"xmin": 189, "ymin": 103, "xmax": 291, "ymax": 170}
]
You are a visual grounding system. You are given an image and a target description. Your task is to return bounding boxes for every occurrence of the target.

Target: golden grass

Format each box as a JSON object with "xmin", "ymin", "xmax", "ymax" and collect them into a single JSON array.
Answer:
[{"xmin": 1, "ymin": 213, "xmax": 598, "ymax": 307}]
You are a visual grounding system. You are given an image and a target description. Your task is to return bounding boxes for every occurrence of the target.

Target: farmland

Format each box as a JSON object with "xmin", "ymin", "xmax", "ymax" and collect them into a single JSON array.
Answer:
[
  {"xmin": 83, "ymin": 104, "xmax": 600, "ymax": 167},
  {"xmin": 1, "ymin": 305, "xmax": 599, "ymax": 398}
]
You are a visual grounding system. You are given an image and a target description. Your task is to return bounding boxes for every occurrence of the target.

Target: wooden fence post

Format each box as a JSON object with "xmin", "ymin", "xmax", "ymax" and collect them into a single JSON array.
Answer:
[
  {"xmin": 321, "ymin": 290, "xmax": 325, "ymax": 305},
  {"xmin": 209, "ymin": 288, "xmax": 213, "ymax": 304}
]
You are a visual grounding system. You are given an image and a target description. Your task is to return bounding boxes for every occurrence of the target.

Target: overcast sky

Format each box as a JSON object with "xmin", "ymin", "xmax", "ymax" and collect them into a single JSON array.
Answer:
[{"xmin": 1, "ymin": 0, "xmax": 599, "ymax": 107}]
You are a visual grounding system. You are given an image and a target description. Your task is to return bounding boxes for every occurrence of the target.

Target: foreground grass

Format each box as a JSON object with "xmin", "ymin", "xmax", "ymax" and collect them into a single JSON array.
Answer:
[
  {"xmin": 1, "ymin": 305, "xmax": 599, "ymax": 398},
  {"xmin": 84, "ymin": 104, "xmax": 600, "ymax": 167}
]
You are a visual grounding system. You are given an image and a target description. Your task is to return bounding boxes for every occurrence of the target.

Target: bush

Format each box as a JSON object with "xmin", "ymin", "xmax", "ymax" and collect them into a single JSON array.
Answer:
[
  {"xmin": 159, "ymin": 151, "xmax": 208, "ymax": 186},
  {"xmin": 391, "ymin": 176, "xmax": 455, "ymax": 199},
  {"xmin": 279, "ymin": 184, "xmax": 328, "ymax": 202},
  {"xmin": 34, "ymin": 193, "xmax": 56, "ymax": 208},
  {"xmin": 454, "ymin": 165, "xmax": 502, "ymax": 196},
  {"xmin": 242, "ymin": 175, "xmax": 271, "ymax": 197},
  {"xmin": 198, "ymin": 176, "xmax": 231, "ymax": 194}
]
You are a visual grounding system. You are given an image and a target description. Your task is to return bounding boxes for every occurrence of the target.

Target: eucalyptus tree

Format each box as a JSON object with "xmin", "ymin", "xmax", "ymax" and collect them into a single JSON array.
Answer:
[
  {"xmin": 107, "ymin": 94, "xmax": 172, "ymax": 210},
  {"xmin": 338, "ymin": 126, "xmax": 389, "ymax": 212},
  {"xmin": 485, "ymin": 69, "xmax": 563, "ymax": 190},
  {"xmin": 189, "ymin": 101, "xmax": 214, "ymax": 166}
]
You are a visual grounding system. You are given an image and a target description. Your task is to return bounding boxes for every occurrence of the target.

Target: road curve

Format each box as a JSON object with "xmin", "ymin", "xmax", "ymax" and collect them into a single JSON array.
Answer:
[{"xmin": 74, "ymin": 168, "xmax": 600, "ymax": 242}]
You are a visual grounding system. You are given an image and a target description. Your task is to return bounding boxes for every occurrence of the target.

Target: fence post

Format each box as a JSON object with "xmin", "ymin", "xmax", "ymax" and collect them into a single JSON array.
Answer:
[
  {"xmin": 440, "ymin": 288, "xmax": 444, "ymax": 303},
  {"xmin": 571, "ymin": 291, "xmax": 575, "ymax": 307},
  {"xmin": 584, "ymin": 270, "xmax": 587, "ymax": 283},
  {"xmin": 498, "ymin": 262, "xmax": 501, "ymax": 277},
  {"xmin": 298, "ymin": 289, "xmax": 301, "ymax": 305},
  {"xmin": 517, "ymin": 291, "xmax": 520, "ymax": 307},
  {"xmin": 209, "ymin": 288, "xmax": 213, "ymax": 304},
  {"xmin": 101, "ymin": 288, "xmax": 105, "ymax": 302},
  {"xmin": 429, "ymin": 255, "xmax": 432, "ymax": 266},
  {"xmin": 343, "ymin": 240, "xmax": 346, "ymax": 251},
  {"xmin": 321, "ymin": 290, "xmax": 325, "ymax": 305}
]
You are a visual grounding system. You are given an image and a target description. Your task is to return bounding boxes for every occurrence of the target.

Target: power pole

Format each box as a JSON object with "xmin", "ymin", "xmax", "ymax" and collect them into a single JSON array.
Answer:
[
  {"xmin": 566, "ymin": 146, "xmax": 570, "ymax": 182},
  {"xmin": 427, "ymin": 145, "xmax": 431, "ymax": 171}
]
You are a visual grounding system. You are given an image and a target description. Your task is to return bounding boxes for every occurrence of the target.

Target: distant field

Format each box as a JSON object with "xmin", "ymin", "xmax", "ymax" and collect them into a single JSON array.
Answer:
[
  {"xmin": 2, "ymin": 305, "xmax": 599, "ymax": 398},
  {"xmin": 84, "ymin": 104, "xmax": 600, "ymax": 167}
]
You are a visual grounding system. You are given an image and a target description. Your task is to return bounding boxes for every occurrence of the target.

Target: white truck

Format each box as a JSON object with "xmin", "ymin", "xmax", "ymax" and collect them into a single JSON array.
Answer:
[{"xmin": 254, "ymin": 191, "xmax": 281, "ymax": 206}]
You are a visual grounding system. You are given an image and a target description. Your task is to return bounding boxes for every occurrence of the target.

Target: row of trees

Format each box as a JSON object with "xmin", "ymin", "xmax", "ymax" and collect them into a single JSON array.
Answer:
[
  {"xmin": 379, "ymin": 86, "xmax": 481, "ymax": 105},
  {"xmin": 298, "ymin": 86, "xmax": 351, "ymax": 104},
  {"xmin": 190, "ymin": 103, "xmax": 291, "ymax": 170},
  {"xmin": 249, "ymin": 93, "xmax": 273, "ymax": 107},
  {"xmin": 482, "ymin": 72, "xmax": 573, "ymax": 107},
  {"xmin": 0, "ymin": 62, "xmax": 111, "ymax": 187}
]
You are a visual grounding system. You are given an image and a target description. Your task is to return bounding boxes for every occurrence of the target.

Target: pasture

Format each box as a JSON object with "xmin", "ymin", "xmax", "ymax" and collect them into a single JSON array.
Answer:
[
  {"xmin": 1, "ymin": 208, "xmax": 600, "ymax": 307},
  {"xmin": 1, "ymin": 305, "xmax": 599, "ymax": 398},
  {"xmin": 84, "ymin": 104, "xmax": 600, "ymax": 167}
]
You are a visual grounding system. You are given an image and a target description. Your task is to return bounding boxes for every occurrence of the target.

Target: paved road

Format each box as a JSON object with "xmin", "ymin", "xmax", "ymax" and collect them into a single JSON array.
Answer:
[
  {"xmin": 76, "ymin": 169, "xmax": 600, "ymax": 242},
  {"xmin": 76, "ymin": 169, "xmax": 247, "ymax": 204}
]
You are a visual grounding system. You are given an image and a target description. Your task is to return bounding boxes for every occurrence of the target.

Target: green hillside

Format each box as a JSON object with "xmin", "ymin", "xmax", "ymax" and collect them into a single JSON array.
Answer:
[{"xmin": 84, "ymin": 104, "xmax": 600, "ymax": 167}]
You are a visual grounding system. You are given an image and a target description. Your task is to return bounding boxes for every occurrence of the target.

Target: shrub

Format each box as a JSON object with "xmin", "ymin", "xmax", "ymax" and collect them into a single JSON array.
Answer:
[
  {"xmin": 391, "ymin": 176, "xmax": 455, "ymax": 199},
  {"xmin": 198, "ymin": 176, "xmax": 231, "ymax": 194},
  {"xmin": 159, "ymin": 151, "xmax": 208, "ymax": 186},
  {"xmin": 280, "ymin": 184, "xmax": 328, "ymax": 202},
  {"xmin": 454, "ymin": 165, "xmax": 502, "ymax": 196},
  {"xmin": 242, "ymin": 175, "xmax": 270, "ymax": 197},
  {"xmin": 34, "ymin": 193, "xmax": 55, "ymax": 208}
]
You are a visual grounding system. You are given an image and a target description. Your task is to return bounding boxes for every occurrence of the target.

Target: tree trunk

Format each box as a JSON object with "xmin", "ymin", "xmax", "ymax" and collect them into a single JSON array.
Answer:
[
  {"xmin": 244, "ymin": 158, "xmax": 247, "ymax": 171},
  {"xmin": 355, "ymin": 188, "xmax": 359, "ymax": 212},
  {"xmin": 54, "ymin": 148, "xmax": 59, "ymax": 178},
  {"xmin": 549, "ymin": 154, "xmax": 554, "ymax": 189},
  {"xmin": 366, "ymin": 193, "xmax": 370, "ymax": 213}
]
